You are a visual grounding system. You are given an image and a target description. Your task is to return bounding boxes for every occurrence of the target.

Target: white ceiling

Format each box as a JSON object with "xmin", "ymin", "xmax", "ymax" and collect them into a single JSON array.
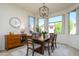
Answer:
[{"xmin": 13, "ymin": 3, "xmax": 76, "ymax": 15}]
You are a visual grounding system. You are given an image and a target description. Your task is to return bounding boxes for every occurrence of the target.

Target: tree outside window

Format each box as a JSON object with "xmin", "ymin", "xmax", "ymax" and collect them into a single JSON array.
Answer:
[
  {"xmin": 69, "ymin": 11, "xmax": 76, "ymax": 35},
  {"xmin": 48, "ymin": 16, "xmax": 62, "ymax": 34}
]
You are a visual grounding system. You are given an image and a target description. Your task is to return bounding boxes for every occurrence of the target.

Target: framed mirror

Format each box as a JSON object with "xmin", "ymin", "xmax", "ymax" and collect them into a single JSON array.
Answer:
[{"xmin": 9, "ymin": 17, "xmax": 21, "ymax": 28}]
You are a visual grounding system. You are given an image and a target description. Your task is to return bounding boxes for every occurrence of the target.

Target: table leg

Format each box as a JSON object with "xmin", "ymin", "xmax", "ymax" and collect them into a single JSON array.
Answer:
[
  {"xmin": 48, "ymin": 42, "xmax": 51, "ymax": 55},
  {"xmin": 41, "ymin": 42, "xmax": 44, "ymax": 55}
]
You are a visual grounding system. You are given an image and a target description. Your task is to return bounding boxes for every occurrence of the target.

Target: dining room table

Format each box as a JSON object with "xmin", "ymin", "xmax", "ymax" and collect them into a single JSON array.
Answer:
[{"xmin": 32, "ymin": 35, "xmax": 50, "ymax": 55}]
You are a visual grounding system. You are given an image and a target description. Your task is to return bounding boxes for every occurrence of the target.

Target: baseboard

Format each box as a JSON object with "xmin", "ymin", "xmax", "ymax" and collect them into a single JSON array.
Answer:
[{"xmin": 57, "ymin": 42, "xmax": 79, "ymax": 51}]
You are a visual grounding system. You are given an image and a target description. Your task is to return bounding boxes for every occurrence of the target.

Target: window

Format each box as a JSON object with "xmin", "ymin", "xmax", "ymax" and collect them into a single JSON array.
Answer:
[
  {"xmin": 48, "ymin": 16, "xmax": 62, "ymax": 34},
  {"xmin": 69, "ymin": 11, "xmax": 76, "ymax": 35},
  {"xmin": 38, "ymin": 17, "xmax": 45, "ymax": 32},
  {"xmin": 29, "ymin": 16, "xmax": 35, "ymax": 32}
]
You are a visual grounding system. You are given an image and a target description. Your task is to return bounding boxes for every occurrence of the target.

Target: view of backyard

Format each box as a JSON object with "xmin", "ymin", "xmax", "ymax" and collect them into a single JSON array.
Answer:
[
  {"xmin": 29, "ymin": 11, "xmax": 76, "ymax": 35},
  {"xmin": 69, "ymin": 11, "xmax": 76, "ymax": 34},
  {"xmin": 48, "ymin": 16, "xmax": 62, "ymax": 33}
]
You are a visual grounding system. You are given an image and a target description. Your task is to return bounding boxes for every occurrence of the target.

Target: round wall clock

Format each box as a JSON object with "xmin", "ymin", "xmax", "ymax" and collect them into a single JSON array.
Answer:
[{"xmin": 9, "ymin": 17, "xmax": 21, "ymax": 28}]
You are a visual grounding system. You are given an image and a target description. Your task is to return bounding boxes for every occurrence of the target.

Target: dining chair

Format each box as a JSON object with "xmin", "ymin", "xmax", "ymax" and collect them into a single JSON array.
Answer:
[
  {"xmin": 46, "ymin": 33, "xmax": 54, "ymax": 53},
  {"xmin": 32, "ymin": 33, "xmax": 52, "ymax": 56},
  {"xmin": 41, "ymin": 33, "xmax": 54, "ymax": 56},
  {"xmin": 20, "ymin": 34, "xmax": 27, "ymax": 44},
  {"xmin": 26, "ymin": 37, "xmax": 34, "ymax": 56},
  {"xmin": 50, "ymin": 33, "xmax": 57, "ymax": 52},
  {"xmin": 54, "ymin": 34, "xmax": 57, "ymax": 48},
  {"xmin": 26, "ymin": 33, "xmax": 40, "ymax": 56}
]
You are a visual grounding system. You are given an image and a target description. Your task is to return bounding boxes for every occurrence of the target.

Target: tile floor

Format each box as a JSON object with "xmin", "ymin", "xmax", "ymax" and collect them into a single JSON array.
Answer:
[{"xmin": 0, "ymin": 43, "xmax": 79, "ymax": 56}]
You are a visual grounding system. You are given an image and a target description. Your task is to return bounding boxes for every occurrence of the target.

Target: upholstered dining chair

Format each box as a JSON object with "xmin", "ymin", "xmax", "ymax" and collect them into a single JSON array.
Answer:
[
  {"xmin": 50, "ymin": 33, "xmax": 57, "ymax": 52},
  {"xmin": 54, "ymin": 34, "xmax": 57, "ymax": 48},
  {"xmin": 26, "ymin": 33, "xmax": 40, "ymax": 56},
  {"xmin": 40, "ymin": 33, "xmax": 55, "ymax": 56},
  {"xmin": 47, "ymin": 33, "xmax": 54, "ymax": 53},
  {"xmin": 26, "ymin": 36, "xmax": 34, "ymax": 56},
  {"xmin": 32, "ymin": 33, "xmax": 52, "ymax": 56}
]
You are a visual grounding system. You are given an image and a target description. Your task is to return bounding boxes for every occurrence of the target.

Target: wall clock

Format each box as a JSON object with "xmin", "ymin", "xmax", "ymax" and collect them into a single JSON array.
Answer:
[{"xmin": 9, "ymin": 17, "xmax": 21, "ymax": 28}]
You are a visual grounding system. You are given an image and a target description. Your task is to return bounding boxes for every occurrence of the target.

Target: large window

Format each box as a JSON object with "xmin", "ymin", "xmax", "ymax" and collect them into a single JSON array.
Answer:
[
  {"xmin": 48, "ymin": 16, "xmax": 62, "ymax": 33},
  {"xmin": 69, "ymin": 11, "xmax": 76, "ymax": 35},
  {"xmin": 38, "ymin": 17, "xmax": 45, "ymax": 32},
  {"xmin": 29, "ymin": 16, "xmax": 35, "ymax": 31}
]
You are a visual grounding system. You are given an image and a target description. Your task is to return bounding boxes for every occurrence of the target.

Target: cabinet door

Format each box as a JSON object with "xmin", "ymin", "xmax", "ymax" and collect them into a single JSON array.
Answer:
[
  {"xmin": 7, "ymin": 44, "xmax": 15, "ymax": 49},
  {"xmin": 15, "ymin": 36, "xmax": 21, "ymax": 44},
  {"xmin": 5, "ymin": 35, "xmax": 21, "ymax": 50},
  {"xmin": 7, "ymin": 36, "xmax": 15, "ymax": 44},
  {"xmin": 14, "ymin": 43, "xmax": 21, "ymax": 47}
]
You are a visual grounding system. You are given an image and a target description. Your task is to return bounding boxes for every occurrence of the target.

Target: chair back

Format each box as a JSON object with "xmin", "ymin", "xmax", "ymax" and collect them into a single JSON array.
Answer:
[
  {"xmin": 54, "ymin": 34, "xmax": 57, "ymax": 43},
  {"xmin": 36, "ymin": 33, "xmax": 40, "ymax": 38},
  {"xmin": 50, "ymin": 33, "xmax": 55, "ymax": 41},
  {"xmin": 21, "ymin": 34, "xmax": 27, "ymax": 43},
  {"xmin": 32, "ymin": 33, "xmax": 36, "ymax": 39}
]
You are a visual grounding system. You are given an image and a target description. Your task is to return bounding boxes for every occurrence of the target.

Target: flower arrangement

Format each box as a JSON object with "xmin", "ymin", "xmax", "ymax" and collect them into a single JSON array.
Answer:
[
  {"xmin": 36, "ymin": 27, "xmax": 42, "ymax": 36},
  {"xmin": 36, "ymin": 27, "xmax": 48, "ymax": 38},
  {"xmin": 41, "ymin": 31, "xmax": 47, "ymax": 38}
]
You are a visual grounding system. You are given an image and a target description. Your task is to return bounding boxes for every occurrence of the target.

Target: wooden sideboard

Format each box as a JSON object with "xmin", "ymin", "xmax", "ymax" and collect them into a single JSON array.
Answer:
[
  {"xmin": 5, "ymin": 33, "xmax": 32, "ymax": 50},
  {"xmin": 5, "ymin": 34, "xmax": 21, "ymax": 50}
]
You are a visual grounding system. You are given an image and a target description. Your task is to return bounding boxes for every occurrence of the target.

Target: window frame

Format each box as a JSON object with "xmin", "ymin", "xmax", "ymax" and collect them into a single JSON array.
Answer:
[
  {"xmin": 28, "ymin": 16, "xmax": 35, "ymax": 32},
  {"xmin": 38, "ymin": 17, "xmax": 45, "ymax": 32},
  {"xmin": 68, "ymin": 10, "xmax": 76, "ymax": 35},
  {"xmin": 48, "ymin": 15, "xmax": 63, "ymax": 34}
]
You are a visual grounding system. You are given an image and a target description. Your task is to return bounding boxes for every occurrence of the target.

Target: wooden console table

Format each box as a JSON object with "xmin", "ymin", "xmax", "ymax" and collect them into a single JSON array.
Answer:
[{"xmin": 5, "ymin": 34, "xmax": 32, "ymax": 50}]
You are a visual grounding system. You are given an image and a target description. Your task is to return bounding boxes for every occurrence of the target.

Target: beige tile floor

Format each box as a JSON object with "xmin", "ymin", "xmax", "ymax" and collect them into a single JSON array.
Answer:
[{"xmin": 0, "ymin": 43, "xmax": 79, "ymax": 56}]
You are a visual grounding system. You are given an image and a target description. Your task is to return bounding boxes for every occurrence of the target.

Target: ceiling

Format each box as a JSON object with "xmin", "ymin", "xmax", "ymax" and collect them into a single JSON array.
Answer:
[{"xmin": 13, "ymin": 3, "xmax": 76, "ymax": 15}]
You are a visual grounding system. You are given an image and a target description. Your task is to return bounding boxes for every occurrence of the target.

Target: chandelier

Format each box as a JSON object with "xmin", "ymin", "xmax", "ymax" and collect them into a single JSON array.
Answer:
[{"xmin": 39, "ymin": 3, "xmax": 49, "ymax": 18}]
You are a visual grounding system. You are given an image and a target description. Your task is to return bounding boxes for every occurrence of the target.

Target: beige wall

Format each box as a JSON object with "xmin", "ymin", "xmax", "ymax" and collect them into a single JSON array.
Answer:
[
  {"xmin": 0, "ymin": 4, "xmax": 33, "ymax": 35},
  {"xmin": 0, "ymin": 4, "xmax": 33, "ymax": 50}
]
